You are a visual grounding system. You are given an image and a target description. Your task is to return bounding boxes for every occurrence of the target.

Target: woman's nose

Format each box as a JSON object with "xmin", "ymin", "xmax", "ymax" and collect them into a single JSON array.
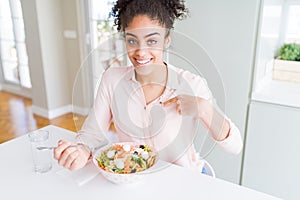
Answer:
[
  {"xmin": 135, "ymin": 43, "xmax": 148, "ymax": 57},
  {"xmin": 135, "ymin": 48, "xmax": 147, "ymax": 57}
]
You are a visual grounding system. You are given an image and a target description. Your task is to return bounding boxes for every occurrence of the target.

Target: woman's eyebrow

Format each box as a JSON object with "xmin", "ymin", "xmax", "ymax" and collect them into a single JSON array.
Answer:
[
  {"xmin": 144, "ymin": 32, "xmax": 160, "ymax": 38},
  {"xmin": 125, "ymin": 32, "xmax": 161, "ymax": 38}
]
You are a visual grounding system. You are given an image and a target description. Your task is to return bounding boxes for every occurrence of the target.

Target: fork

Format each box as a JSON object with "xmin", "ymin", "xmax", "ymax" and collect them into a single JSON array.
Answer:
[{"xmin": 36, "ymin": 145, "xmax": 77, "ymax": 151}]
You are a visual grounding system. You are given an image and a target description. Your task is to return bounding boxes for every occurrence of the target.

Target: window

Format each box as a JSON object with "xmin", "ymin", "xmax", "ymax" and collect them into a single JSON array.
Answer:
[
  {"xmin": 284, "ymin": 4, "xmax": 300, "ymax": 43},
  {"xmin": 0, "ymin": 0, "xmax": 31, "ymax": 88},
  {"xmin": 251, "ymin": 0, "xmax": 300, "ymax": 108},
  {"xmin": 88, "ymin": 0, "xmax": 126, "ymax": 92},
  {"xmin": 90, "ymin": 0, "xmax": 116, "ymax": 46}
]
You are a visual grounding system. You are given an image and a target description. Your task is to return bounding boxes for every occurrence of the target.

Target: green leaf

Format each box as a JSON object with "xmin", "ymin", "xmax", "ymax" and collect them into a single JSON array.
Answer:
[{"xmin": 279, "ymin": 43, "xmax": 300, "ymax": 61}]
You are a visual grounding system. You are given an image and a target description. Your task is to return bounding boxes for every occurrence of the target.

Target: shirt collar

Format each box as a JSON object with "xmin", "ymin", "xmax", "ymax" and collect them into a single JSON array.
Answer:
[
  {"xmin": 166, "ymin": 64, "xmax": 180, "ymax": 90},
  {"xmin": 124, "ymin": 66, "xmax": 136, "ymax": 81}
]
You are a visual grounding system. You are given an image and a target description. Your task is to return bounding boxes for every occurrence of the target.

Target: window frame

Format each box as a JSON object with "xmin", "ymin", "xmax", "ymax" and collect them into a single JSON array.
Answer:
[
  {"xmin": 0, "ymin": 0, "xmax": 31, "ymax": 97},
  {"xmin": 251, "ymin": 0, "xmax": 300, "ymax": 109}
]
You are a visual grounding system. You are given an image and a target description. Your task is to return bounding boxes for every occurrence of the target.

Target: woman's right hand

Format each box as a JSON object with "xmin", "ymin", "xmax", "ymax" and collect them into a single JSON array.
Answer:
[{"xmin": 54, "ymin": 140, "xmax": 91, "ymax": 171}]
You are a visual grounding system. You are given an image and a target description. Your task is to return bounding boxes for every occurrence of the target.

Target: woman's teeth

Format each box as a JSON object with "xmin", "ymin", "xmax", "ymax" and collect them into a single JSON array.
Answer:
[{"xmin": 136, "ymin": 59, "xmax": 151, "ymax": 65}]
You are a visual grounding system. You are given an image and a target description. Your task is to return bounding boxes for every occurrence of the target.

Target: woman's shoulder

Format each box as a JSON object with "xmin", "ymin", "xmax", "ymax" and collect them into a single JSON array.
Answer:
[
  {"xmin": 168, "ymin": 63, "xmax": 212, "ymax": 98},
  {"xmin": 168, "ymin": 64, "xmax": 207, "ymax": 84},
  {"xmin": 103, "ymin": 65, "xmax": 133, "ymax": 74}
]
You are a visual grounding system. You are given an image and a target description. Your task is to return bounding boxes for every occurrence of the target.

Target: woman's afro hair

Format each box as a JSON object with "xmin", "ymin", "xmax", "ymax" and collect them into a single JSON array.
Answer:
[{"xmin": 110, "ymin": 0, "xmax": 188, "ymax": 31}]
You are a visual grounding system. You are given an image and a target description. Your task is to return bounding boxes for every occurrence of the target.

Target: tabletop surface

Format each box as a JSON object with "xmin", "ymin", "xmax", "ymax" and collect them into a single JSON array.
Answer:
[{"xmin": 0, "ymin": 125, "xmax": 282, "ymax": 200}]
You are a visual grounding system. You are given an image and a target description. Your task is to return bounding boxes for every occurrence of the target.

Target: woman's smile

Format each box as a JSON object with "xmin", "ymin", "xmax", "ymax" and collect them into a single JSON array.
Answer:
[{"xmin": 135, "ymin": 58, "xmax": 153, "ymax": 66}]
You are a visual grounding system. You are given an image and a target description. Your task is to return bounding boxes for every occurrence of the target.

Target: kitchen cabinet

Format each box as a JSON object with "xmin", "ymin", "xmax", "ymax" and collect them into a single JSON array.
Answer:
[{"xmin": 242, "ymin": 101, "xmax": 300, "ymax": 200}]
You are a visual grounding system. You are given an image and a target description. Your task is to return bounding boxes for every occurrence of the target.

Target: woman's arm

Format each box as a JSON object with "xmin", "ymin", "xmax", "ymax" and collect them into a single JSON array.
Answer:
[
  {"xmin": 196, "ymin": 97, "xmax": 230, "ymax": 141},
  {"xmin": 163, "ymin": 95, "xmax": 229, "ymax": 140},
  {"xmin": 163, "ymin": 95, "xmax": 243, "ymax": 154},
  {"xmin": 54, "ymin": 72, "xmax": 113, "ymax": 170}
]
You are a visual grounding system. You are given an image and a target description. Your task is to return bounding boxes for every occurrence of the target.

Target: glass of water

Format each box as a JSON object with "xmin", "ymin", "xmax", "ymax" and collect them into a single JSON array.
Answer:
[{"xmin": 28, "ymin": 130, "xmax": 52, "ymax": 173}]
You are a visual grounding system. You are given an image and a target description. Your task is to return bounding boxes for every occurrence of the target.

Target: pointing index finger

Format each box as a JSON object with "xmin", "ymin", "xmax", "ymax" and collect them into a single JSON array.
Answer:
[{"xmin": 163, "ymin": 96, "xmax": 178, "ymax": 106}]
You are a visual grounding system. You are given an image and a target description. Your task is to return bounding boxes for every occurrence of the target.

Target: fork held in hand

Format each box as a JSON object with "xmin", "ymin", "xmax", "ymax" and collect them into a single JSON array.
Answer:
[
  {"xmin": 36, "ymin": 145, "xmax": 77, "ymax": 151},
  {"xmin": 36, "ymin": 146, "xmax": 55, "ymax": 151}
]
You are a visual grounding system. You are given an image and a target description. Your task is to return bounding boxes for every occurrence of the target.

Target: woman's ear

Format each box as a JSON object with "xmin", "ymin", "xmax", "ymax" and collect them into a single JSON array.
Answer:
[{"xmin": 164, "ymin": 34, "xmax": 171, "ymax": 49}]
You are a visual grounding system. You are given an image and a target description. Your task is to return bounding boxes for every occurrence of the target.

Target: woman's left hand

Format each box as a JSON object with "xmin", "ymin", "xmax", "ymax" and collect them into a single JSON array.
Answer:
[{"xmin": 163, "ymin": 94, "xmax": 230, "ymax": 141}]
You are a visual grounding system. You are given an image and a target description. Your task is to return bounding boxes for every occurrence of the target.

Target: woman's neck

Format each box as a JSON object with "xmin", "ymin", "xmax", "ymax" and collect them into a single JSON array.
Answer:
[{"xmin": 135, "ymin": 62, "xmax": 168, "ymax": 86}]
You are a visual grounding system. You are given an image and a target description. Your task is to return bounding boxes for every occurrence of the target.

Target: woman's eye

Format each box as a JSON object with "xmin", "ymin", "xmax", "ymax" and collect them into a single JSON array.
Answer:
[
  {"xmin": 147, "ymin": 40, "xmax": 157, "ymax": 45},
  {"xmin": 127, "ymin": 39, "xmax": 137, "ymax": 45}
]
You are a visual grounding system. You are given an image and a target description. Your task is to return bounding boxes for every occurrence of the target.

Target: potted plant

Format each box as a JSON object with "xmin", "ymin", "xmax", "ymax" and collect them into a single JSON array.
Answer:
[{"xmin": 273, "ymin": 43, "xmax": 300, "ymax": 82}]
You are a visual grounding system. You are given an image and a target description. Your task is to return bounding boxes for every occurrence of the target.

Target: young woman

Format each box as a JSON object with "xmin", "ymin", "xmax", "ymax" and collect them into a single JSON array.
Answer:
[{"xmin": 54, "ymin": 0, "xmax": 243, "ymax": 172}]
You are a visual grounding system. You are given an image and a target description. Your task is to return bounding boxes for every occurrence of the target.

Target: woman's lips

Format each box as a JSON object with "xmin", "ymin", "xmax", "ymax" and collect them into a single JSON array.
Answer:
[{"xmin": 135, "ymin": 58, "xmax": 152, "ymax": 66}]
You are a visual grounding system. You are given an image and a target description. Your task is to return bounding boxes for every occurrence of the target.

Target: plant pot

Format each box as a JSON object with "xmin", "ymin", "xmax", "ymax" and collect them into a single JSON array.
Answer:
[{"xmin": 273, "ymin": 59, "xmax": 300, "ymax": 83}]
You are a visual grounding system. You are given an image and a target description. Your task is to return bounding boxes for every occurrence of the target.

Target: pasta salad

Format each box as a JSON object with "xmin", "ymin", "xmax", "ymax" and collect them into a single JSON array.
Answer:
[{"xmin": 95, "ymin": 143, "xmax": 157, "ymax": 174}]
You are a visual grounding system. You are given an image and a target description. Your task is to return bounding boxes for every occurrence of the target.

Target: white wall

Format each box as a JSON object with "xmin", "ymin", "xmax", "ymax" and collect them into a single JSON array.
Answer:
[
  {"xmin": 0, "ymin": 58, "xmax": 4, "ymax": 90},
  {"xmin": 35, "ymin": 0, "xmax": 71, "ymax": 110},
  {"xmin": 0, "ymin": 68, "xmax": 3, "ymax": 90},
  {"xmin": 21, "ymin": 0, "xmax": 85, "ymax": 119},
  {"xmin": 21, "ymin": 0, "xmax": 48, "ymax": 109},
  {"xmin": 61, "ymin": 0, "xmax": 91, "ymax": 114},
  {"xmin": 174, "ymin": 0, "xmax": 260, "ymax": 183}
]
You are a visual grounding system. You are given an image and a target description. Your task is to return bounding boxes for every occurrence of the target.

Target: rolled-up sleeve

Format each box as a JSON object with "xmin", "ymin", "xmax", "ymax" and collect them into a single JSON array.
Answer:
[
  {"xmin": 192, "ymin": 73, "xmax": 243, "ymax": 155},
  {"xmin": 214, "ymin": 119, "xmax": 243, "ymax": 154}
]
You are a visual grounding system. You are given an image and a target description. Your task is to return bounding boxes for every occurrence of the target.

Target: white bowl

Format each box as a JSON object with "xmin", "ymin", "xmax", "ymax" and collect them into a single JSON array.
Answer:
[{"xmin": 92, "ymin": 142, "xmax": 158, "ymax": 184}]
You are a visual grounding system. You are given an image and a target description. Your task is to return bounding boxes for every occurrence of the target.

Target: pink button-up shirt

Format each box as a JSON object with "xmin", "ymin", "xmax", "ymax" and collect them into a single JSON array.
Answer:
[{"xmin": 81, "ymin": 64, "xmax": 243, "ymax": 170}]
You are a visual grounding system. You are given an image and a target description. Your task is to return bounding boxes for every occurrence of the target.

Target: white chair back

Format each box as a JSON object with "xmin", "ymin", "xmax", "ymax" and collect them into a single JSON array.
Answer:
[{"xmin": 202, "ymin": 159, "xmax": 216, "ymax": 178}]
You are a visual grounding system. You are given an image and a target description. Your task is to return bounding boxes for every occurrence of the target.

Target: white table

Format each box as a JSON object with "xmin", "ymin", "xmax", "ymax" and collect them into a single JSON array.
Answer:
[{"xmin": 0, "ymin": 125, "xmax": 281, "ymax": 200}]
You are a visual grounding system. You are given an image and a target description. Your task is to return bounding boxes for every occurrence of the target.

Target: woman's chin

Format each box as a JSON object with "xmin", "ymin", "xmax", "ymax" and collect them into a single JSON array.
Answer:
[
  {"xmin": 134, "ymin": 64, "xmax": 154, "ymax": 76},
  {"xmin": 134, "ymin": 63, "xmax": 165, "ymax": 76}
]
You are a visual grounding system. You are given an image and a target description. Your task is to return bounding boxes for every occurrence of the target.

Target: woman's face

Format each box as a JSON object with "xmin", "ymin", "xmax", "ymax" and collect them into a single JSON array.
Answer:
[{"xmin": 125, "ymin": 15, "xmax": 170, "ymax": 76}]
